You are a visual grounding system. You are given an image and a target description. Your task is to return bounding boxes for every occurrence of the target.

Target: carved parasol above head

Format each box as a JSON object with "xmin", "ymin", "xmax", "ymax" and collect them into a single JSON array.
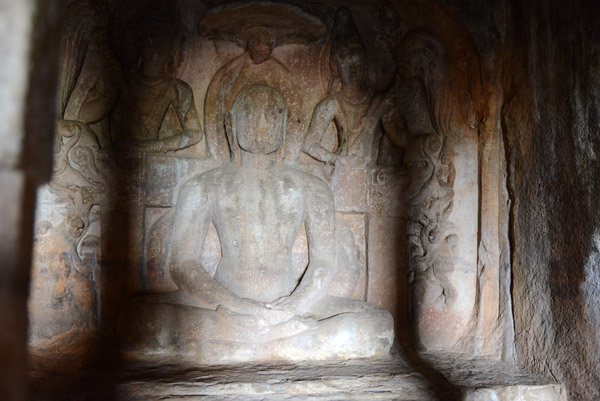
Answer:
[{"xmin": 199, "ymin": 1, "xmax": 326, "ymax": 48}]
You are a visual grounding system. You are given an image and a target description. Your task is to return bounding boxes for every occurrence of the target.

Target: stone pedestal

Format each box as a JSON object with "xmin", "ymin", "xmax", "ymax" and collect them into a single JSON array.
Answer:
[{"xmin": 30, "ymin": 356, "xmax": 565, "ymax": 401}]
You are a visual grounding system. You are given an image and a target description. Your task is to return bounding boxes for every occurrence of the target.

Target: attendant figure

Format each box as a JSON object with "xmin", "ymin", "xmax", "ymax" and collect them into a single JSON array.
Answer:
[
  {"xmin": 118, "ymin": 19, "xmax": 204, "ymax": 154},
  {"xmin": 303, "ymin": 7, "xmax": 402, "ymax": 168}
]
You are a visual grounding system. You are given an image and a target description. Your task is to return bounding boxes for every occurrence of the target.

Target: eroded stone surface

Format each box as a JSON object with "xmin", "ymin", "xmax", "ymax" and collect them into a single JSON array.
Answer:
[
  {"xmin": 29, "ymin": 356, "xmax": 566, "ymax": 401},
  {"xmin": 30, "ymin": 357, "xmax": 433, "ymax": 400},
  {"xmin": 28, "ymin": 0, "xmax": 511, "ymax": 388},
  {"xmin": 118, "ymin": 84, "xmax": 394, "ymax": 362}
]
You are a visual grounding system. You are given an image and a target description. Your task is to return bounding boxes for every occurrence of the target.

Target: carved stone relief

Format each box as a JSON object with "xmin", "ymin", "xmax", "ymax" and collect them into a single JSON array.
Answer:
[
  {"xmin": 114, "ymin": 10, "xmax": 206, "ymax": 154},
  {"xmin": 303, "ymin": 6, "xmax": 400, "ymax": 168},
  {"xmin": 118, "ymin": 84, "xmax": 393, "ymax": 362},
  {"xmin": 58, "ymin": 0, "xmax": 119, "ymax": 149},
  {"xmin": 29, "ymin": 0, "xmax": 505, "ymax": 367},
  {"xmin": 201, "ymin": 2, "xmax": 325, "ymax": 162},
  {"xmin": 29, "ymin": 120, "xmax": 107, "ymax": 353},
  {"xmin": 392, "ymin": 25, "xmax": 480, "ymax": 352},
  {"xmin": 143, "ymin": 205, "xmax": 366, "ymax": 301}
]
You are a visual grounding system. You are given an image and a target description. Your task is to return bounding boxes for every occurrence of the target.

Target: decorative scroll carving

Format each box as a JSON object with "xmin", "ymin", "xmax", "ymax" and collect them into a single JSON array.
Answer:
[
  {"xmin": 50, "ymin": 121, "xmax": 109, "ymax": 260},
  {"xmin": 396, "ymin": 31, "xmax": 463, "ymax": 349},
  {"xmin": 28, "ymin": 1, "xmax": 118, "ymax": 354},
  {"xmin": 404, "ymin": 128, "xmax": 458, "ymax": 303},
  {"xmin": 368, "ymin": 168, "xmax": 406, "ymax": 218},
  {"xmin": 30, "ymin": 120, "xmax": 108, "ymax": 350}
]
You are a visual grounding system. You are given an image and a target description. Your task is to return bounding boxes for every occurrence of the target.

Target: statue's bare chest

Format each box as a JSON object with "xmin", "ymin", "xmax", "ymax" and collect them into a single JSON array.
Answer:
[{"xmin": 214, "ymin": 171, "xmax": 305, "ymax": 239}]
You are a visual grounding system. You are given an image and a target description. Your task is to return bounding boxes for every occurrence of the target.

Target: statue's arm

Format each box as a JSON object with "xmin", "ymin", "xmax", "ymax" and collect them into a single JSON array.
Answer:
[
  {"xmin": 303, "ymin": 98, "xmax": 338, "ymax": 164},
  {"xmin": 270, "ymin": 177, "xmax": 337, "ymax": 314},
  {"xmin": 177, "ymin": 80, "xmax": 203, "ymax": 146},
  {"xmin": 131, "ymin": 81, "xmax": 203, "ymax": 153},
  {"xmin": 169, "ymin": 180, "xmax": 264, "ymax": 314},
  {"xmin": 147, "ymin": 81, "xmax": 203, "ymax": 153},
  {"xmin": 380, "ymin": 89, "xmax": 408, "ymax": 149}
]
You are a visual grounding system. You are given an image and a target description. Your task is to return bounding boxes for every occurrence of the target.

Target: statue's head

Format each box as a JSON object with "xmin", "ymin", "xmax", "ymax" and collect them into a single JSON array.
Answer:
[
  {"xmin": 129, "ymin": 13, "xmax": 182, "ymax": 77},
  {"xmin": 226, "ymin": 83, "xmax": 287, "ymax": 156},
  {"xmin": 335, "ymin": 43, "xmax": 367, "ymax": 86},
  {"xmin": 330, "ymin": 6, "xmax": 367, "ymax": 87},
  {"xmin": 246, "ymin": 28, "xmax": 274, "ymax": 65},
  {"xmin": 140, "ymin": 23, "xmax": 178, "ymax": 74}
]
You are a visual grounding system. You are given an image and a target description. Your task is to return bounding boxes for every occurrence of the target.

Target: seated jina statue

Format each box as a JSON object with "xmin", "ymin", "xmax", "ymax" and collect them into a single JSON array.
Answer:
[{"xmin": 118, "ymin": 83, "xmax": 394, "ymax": 363}]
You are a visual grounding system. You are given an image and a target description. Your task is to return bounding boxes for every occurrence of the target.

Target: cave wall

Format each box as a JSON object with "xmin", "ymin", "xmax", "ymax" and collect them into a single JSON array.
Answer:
[
  {"xmin": 1, "ymin": 0, "xmax": 597, "ymax": 399},
  {"xmin": 441, "ymin": 0, "xmax": 600, "ymax": 399},
  {"xmin": 0, "ymin": 1, "xmax": 63, "ymax": 399},
  {"xmin": 502, "ymin": 1, "xmax": 600, "ymax": 399},
  {"xmin": 23, "ymin": 0, "xmax": 600, "ymax": 398}
]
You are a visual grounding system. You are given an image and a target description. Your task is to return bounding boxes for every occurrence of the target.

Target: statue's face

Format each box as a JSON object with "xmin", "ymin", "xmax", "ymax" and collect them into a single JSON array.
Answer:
[
  {"xmin": 141, "ymin": 29, "xmax": 173, "ymax": 73},
  {"xmin": 234, "ymin": 86, "xmax": 286, "ymax": 155},
  {"xmin": 247, "ymin": 30, "xmax": 273, "ymax": 65},
  {"xmin": 336, "ymin": 45, "xmax": 366, "ymax": 85}
]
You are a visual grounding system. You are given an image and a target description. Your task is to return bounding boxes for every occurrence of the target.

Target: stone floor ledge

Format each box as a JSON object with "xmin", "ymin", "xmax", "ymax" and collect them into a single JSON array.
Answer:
[{"xmin": 30, "ymin": 355, "xmax": 566, "ymax": 401}]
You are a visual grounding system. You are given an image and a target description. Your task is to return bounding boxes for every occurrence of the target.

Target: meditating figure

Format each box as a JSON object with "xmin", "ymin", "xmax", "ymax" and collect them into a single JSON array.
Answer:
[{"xmin": 118, "ymin": 84, "xmax": 393, "ymax": 362}]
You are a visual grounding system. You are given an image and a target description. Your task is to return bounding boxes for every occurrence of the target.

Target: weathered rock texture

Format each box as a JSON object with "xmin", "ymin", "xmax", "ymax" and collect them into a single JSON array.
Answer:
[
  {"xmin": 439, "ymin": 0, "xmax": 600, "ymax": 399},
  {"xmin": 501, "ymin": 2, "xmax": 600, "ymax": 399},
  {"xmin": 17, "ymin": 0, "xmax": 600, "ymax": 399},
  {"xmin": 30, "ymin": 354, "xmax": 570, "ymax": 401},
  {"xmin": 28, "ymin": 0, "xmax": 514, "ymax": 368}
]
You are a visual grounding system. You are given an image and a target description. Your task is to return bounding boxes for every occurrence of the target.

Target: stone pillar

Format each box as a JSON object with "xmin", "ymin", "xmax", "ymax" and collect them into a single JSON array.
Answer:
[{"xmin": 0, "ymin": 0, "xmax": 63, "ymax": 399}]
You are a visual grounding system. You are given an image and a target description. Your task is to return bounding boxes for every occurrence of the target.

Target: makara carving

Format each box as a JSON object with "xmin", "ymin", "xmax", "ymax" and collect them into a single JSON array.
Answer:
[
  {"xmin": 30, "ymin": 120, "xmax": 107, "ymax": 350},
  {"xmin": 396, "ymin": 32, "xmax": 461, "ymax": 349}
]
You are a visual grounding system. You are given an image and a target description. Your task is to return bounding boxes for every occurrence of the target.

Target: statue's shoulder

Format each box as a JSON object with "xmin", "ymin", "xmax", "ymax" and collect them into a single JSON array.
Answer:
[
  {"xmin": 316, "ymin": 94, "xmax": 338, "ymax": 109},
  {"xmin": 173, "ymin": 77, "xmax": 193, "ymax": 93},
  {"xmin": 309, "ymin": 95, "xmax": 339, "ymax": 121},
  {"xmin": 173, "ymin": 78, "xmax": 194, "ymax": 104},
  {"xmin": 181, "ymin": 165, "xmax": 237, "ymax": 190},
  {"xmin": 279, "ymin": 166, "xmax": 331, "ymax": 193}
]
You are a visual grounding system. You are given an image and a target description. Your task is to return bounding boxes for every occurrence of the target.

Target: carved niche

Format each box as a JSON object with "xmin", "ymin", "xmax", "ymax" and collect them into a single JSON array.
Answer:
[{"xmin": 29, "ymin": 0, "xmax": 506, "ymax": 364}]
